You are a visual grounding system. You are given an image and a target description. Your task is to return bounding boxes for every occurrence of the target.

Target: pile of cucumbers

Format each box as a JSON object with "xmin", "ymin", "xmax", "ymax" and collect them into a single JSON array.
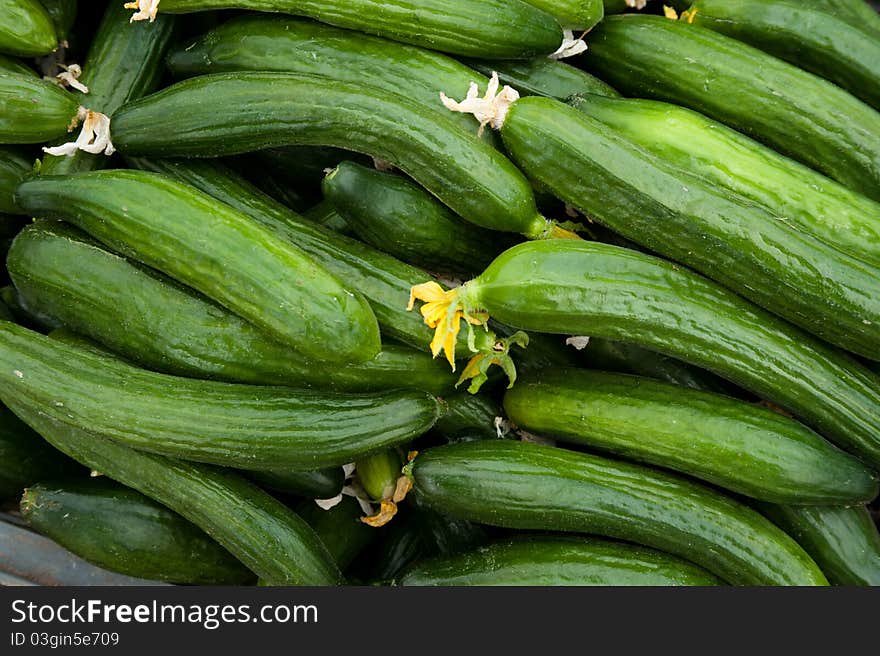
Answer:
[{"xmin": 0, "ymin": 0, "xmax": 879, "ymax": 587}]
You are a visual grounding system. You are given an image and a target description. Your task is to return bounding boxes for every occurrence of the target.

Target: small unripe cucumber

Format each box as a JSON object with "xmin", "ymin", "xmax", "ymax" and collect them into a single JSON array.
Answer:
[{"xmin": 0, "ymin": 0, "xmax": 56, "ymax": 56}]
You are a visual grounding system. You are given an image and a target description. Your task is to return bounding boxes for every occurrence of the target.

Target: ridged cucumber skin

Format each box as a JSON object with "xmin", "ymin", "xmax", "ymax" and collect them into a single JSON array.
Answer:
[
  {"xmin": 464, "ymin": 58, "xmax": 619, "ymax": 100},
  {"xmin": 15, "ymin": 171, "xmax": 381, "ymax": 365},
  {"xmin": 111, "ymin": 73, "xmax": 549, "ymax": 238},
  {"xmin": 688, "ymin": 0, "xmax": 880, "ymax": 110},
  {"xmin": 0, "ymin": 72, "xmax": 78, "ymax": 144},
  {"xmin": 142, "ymin": 0, "xmax": 561, "ymax": 59},
  {"xmin": 521, "ymin": 0, "xmax": 602, "ymax": 29},
  {"xmin": 0, "ymin": 147, "xmax": 29, "ymax": 214},
  {"xmin": 38, "ymin": 0, "xmax": 75, "ymax": 41},
  {"xmin": 399, "ymin": 537, "xmax": 722, "ymax": 586},
  {"xmin": 462, "ymin": 240, "xmax": 880, "ymax": 468},
  {"xmin": 503, "ymin": 369, "xmax": 878, "ymax": 504},
  {"xmin": 0, "ymin": 322, "xmax": 442, "ymax": 470},
  {"xmin": 802, "ymin": 0, "xmax": 880, "ymax": 35},
  {"xmin": 411, "ymin": 441, "xmax": 828, "ymax": 586},
  {"xmin": 323, "ymin": 162, "xmax": 515, "ymax": 276},
  {"xmin": 167, "ymin": 16, "xmax": 490, "ymax": 138},
  {"xmin": 0, "ymin": 55, "xmax": 36, "ymax": 76},
  {"xmin": 7, "ymin": 221, "xmax": 456, "ymax": 395},
  {"xmin": 296, "ymin": 497, "xmax": 378, "ymax": 571},
  {"xmin": 0, "ymin": 404, "xmax": 80, "ymax": 499},
  {"xmin": 501, "ymin": 97, "xmax": 880, "ymax": 359},
  {"xmin": 304, "ymin": 199, "xmax": 352, "ymax": 235},
  {"xmin": 568, "ymin": 94, "xmax": 880, "ymax": 271},
  {"xmin": 6, "ymin": 402, "xmax": 342, "ymax": 585},
  {"xmin": 583, "ymin": 16, "xmax": 880, "ymax": 202},
  {"xmin": 436, "ymin": 393, "xmax": 501, "ymax": 441},
  {"xmin": 40, "ymin": 4, "xmax": 176, "ymax": 176},
  {"xmin": 0, "ymin": 0, "xmax": 56, "ymax": 56},
  {"xmin": 0, "ymin": 283, "xmax": 61, "ymax": 332},
  {"xmin": 247, "ymin": 467, "xmax": 344, "ymax": 500},
  {"xmin": 760, "ymin": 504, "xmax": 880, "ymax": 587},
  {"xmin": 21, "ymin": 479, "xmax": 255, "ymax": 585}
]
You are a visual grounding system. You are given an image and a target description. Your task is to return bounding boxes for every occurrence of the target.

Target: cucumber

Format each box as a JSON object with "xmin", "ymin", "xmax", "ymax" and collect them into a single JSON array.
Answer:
[
  {"xmin": 0, "ymin": 283, "xmax": 61, "ymax": 333},
  {"xmin": 686, "ymin": 0, "xmax": 880, "ymax": 110},
  {"xmin": 409, "ymin": 440, "xmax": 828, "ymax": 585},
  {"xmin": 41, "ymin": 3, "xmax": 176, "ymax": 176},
  {"xmin": 504, "ymin": 369, "xmax": 878, "ymax": 504},
  {"xmin": 166, "ymin": 16, "xmax": 493, "ymax": 138},
  {"xmin": 583, "ymin": 15, "xmax": 880, "ymax": 201},
  {"xmin": 15, "ymin": 170, "xmax": 381, "ymax": 364},
  {"xmin": 6, "ymin": 401, "xmax": 342, "ymax": 585},
  {"xmin": 357, "ymin": 450, "xmax": 404, "ymax": 504},
  {"xmin": 38, "ymin": 0, "xmax": 75, "ymax": 43},
  {"xmin": 0, "ymin": 54, "xmax": 36, "ymax": 76},
  {"xmin": 0, "ymin": 0, "xmax": 56, "ymax": 56},
  {"xmin": 0, "ymin": 72, "xmax": 79, "ymax": 144},
  {"xmin": 0, "ymin": 147, "xmax": 29, "ymax": 214},
  {"xmin": 499, "ymin": 96, "xmax": 880, "ymax": 359},
  {"xmin": 111, "ymin": 73, "xmax": 560, "ymax": 239},
  {"xmin": 0, "ymin": 321, "xmax": 442, "ymax": 470},
  {"xmin": 245, "ymin": 468, "xmax": 344, "ymax": 500},
  {"xmin": 399, "ymin": 537, "xmax": 722, "ymax": 586},
  {"xmin": 21, "ymin": 479, "xmax": 255, "ymax": 585},
  {"xmin": 296, "ymin": 497, "xmax": 378, "ymax": 571},
  {"xmin": 793, "ymin": 0, "xmax": 880, "ymax": 38},
  {"xmin": 323, "ymin": 161, "xmax": 515, "ymax": 276},
  {"xmin": 7, "ymin": 221, "xmax": 456, "ymax": 394},
  {"xmin": 521, "ymin": 0, "xmax": 603, "ymax": 29},
  {"xmin": 760, "ymin": 504, "xmax": 880, "ymax": 587},
  {"xmin": 568, "ymin": 94, "xmax": 880, "ymax": 271},
  {"xmin": 0, "ymin": 404, "xmax": 80, "ymax": 499},
  {"xmin": 304, "ymin": 199, "xmax": 352, "ymax": 235},
  {"xmin": 436, "ymin": 392, "xmax": 501, "ymax": 441},
  {"xmin": 133, "ymin": 0, "xmax": 562, "ymax": 59},
  {"xmin": 463, "ymin": 58, "xmax": 619, "ymax": 100},
  {"xmin": 437, "ymin": 240, "xmax": 880, "ymax": 467}
]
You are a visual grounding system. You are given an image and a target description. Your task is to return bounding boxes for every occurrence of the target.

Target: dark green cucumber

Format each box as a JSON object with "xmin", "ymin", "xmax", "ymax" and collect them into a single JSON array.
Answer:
[
  {"xmin": 410, "ymin": 440, "xmax": 828, "ymax": 585},
  {"xmin": 323, "ymin": 161, "xmax": 515, "ymax": 275},
  {"xmin": 136, "ymin": 0, "xmax": 562, "ymax": 59},
  {"xmin": 7, "ymin": 221, "xmax": 456, "ymax": 394},
  {"xmin": 38, "ymin": 0, "xmax": 75, "ymax": 43},
  {"xmin": 0, "ymin": 321, "xmax": 442, "ymax": 470},
  {"xmin": 296, "ymin": 497, "xmax": 378, "ymax": 571},
  {"xmin": 399, "ymin": 537, "xmax": 722, "ymax": 586},
  {"xmin": 583, "ymin": 15, "xmax": 880, "ymax": 201},
  {"xmin": 453, "ymin": 240, "xmax": 880, "ymax": 467},
  {"xmin": 464, "ymin": 58, "xmax": 619, "ymax": 100},
  {"xmin": 0, "ymin": 283, "xmax": 61, "ymax": 332},
  {"xmin": 568, "ymin": 93, "xmax": 880, "ymax": 270},
  {"xmin": 504, "ymin": 369, "xmax": 878, "ymax": 504},
  {"xmin": 111, "ymin": 73, "xmax": 556, "ymax": 239},
  {"xmin": 7, "ymin": 401, "xmax": 342, "ymax": 585},
  {"xmin": 802, "ymin": 0, "xmax": 880, "ymax": 36},
  {"xmin": 521, "ymin": 0, "xmax": 602, "ymax": 29},
  {"xmin": 0, "ymin": 72, "xmax": 79, "ymax": 144},
  {"xmin": 0, "ymin": 0, "xmax": 56, "ymax": 56},
  {"xmin": 167, "ymin": 16, "xmax": 493, "ymax": 138},
  {"xmin": 15, "ymin": 170, "xmax": 381, "ymax": 364},
  {"xmin": 500, "ymin": 96, "xmax": 880, "ymax": 359},
  {"xmin": 303, "ymin": 199, "xmax": 352, "ymax": 235},
  {"xmin": 436, "ymin": 392, "xmax": 501, "ymax": 441},
  {"xmin": 40, "ymin": 3, "xmax": 176, "ymax": 176},
  {"xmin": 21, "ymin": 479, "xmax": 255, "ymax": 585},
  {"xmin": 0, "ymin": 54, "xmax": 35, "ymax": 76},
  {"xmin": 687, "ymin": 0, "xmax": 880, "ymax": 110},
  {"xmin": 0, "ymin": 147, "xmax": 29, "ymax": 214},
  {"xmin": 246, "ymin": 468, "xmax": 344, "ymax": 500},
  {"xmin": 0, "ymin": 404, "xmax": 80, "ymax": 499},
  {"xmin": 760, "ymin": 504, "xmax": 880, "ymax": 587}
]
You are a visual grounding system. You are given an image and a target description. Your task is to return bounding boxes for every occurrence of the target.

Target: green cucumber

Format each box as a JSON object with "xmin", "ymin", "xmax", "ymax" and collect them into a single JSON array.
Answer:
[
  {"xmin": 504, "ymin": 369, "xmax": 878, "ymax": 504},
  {"xmin": 323, "ymin": 161, "xmax": 515, "ymax": 276},
  {"xmin": 0, "ymin": 147, "xmax": 29, "ymax": 214},
  {"xmin": 134, "ymin": 0, "xmax": 562, "ymax": 59},
  {"xmin": 15, "ymin": 170, "xmax": 381, "ymax": 364},
  {"xmin": 583, "ymin": 15, "xmax": 880, "ymax": 201},
  {"xmin": 500, "ymin": 96, "xmax": 880, "ymax": 359},
  {"xmin": 463, "ymin": 58, "xmax": 618, "ymax": 100},
  {"xmin": 399, "ymin": 537, "xmax": 722, "ymax": 586},
  {"xmin": 38, "ymin": 0, "xmax": 75, "ymax": 43},
  {"xmin": 0, "ymin": 404, "xmax": 80, "ymax": 499},
  {"xmin": 357, "ymin": 450, "xmax": 404, "ymax": 503},
  {"xmin": 21, "ymin": 479, "xmax": 255, "ymax": 585},
  {"xmin": 6, "ymin": 401, "xmax": 342, "ymax": 585},
  {"xmin": 40, "ymin": 3, "xmax": 176, "ymax": 176},
  {"xmin": 0, "ymin": 72, "xmax": 79, "ymax": 144},
  {"xmin": 791, "ymin": 0, "xmax": 880, "ymax": 38},
  {"xmin": 0, "ymin": 0, "xmax": 56, "ymax": 56},
  {"xmin": 568, "ymin": 94, "xmax": 880, "ymax": 271},
  {"xmin": 410, "ymin": 440, "xmax": 828, "ymax": 585},
  {"xmin": 444, "ymin": 240, "xmax": 880, "ymax": 467},
  {"xmin": 687, "ymin": 0, "xmax": 880, "ymax": 110},
  {"xmin": 0, "ymin": 54, "xmax": 36, "ymax": 76},
  {"xmin": 436, "ymin": 392, "xmax": 501, "ymax": 441},
  {"xmin": 303, "ymin": 199, "xmax": 352, "ymax": 235},
  {"xmin": 296, "ymin": 497, "xmax": 378, "ymax": 571},
  {"xmin": 7, "ymin": 221, "xmax": 455, "ymax": 394},
  {"xmin": 760, "ymin": 504, "xmax": 880, "ymax": 587},
  {"xmin": 0, "ymin": 321, "xmax": 442, "ymax": 470},
  {"xmin": 0, "ymin": 283, "xmax": 61, "ymax": 332},
  {"xmin": 521, "ymin": 0, "xmax": 603, "ymax": 29},
  {"xmin": 245, "ymin": 468, "xmax": 344, "ymax": 500},
  {"xmin": 111, "ymin": 73, "xmax": 558, "ymax": 239}
]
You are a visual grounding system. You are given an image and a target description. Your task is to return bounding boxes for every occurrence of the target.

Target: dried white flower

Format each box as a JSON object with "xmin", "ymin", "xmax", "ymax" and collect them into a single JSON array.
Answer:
[
  {"xmin": 50, "ymin": 64, "xmax": 89, "ymax": 93},
  {"xmin": 124, "ymin": 0, "xmax": 160, "ymax": 22},
  {"xmin": 440, "ymin": 71, "xmax": 520, "ymax": 134},
  {"xmin": 549, "ymin": 30, "xmax": 588, "ymax": 60},
  {"xmin": 42, "ymin": 108, "xmax": 115, "ymax": 157},
  {"xmin": 626, "ymin": 0, "xmax": 649, "ymax": 8},
  {"xmin": 565, "ymin": 336, "xmax": 591, "ymax": 350}
]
